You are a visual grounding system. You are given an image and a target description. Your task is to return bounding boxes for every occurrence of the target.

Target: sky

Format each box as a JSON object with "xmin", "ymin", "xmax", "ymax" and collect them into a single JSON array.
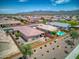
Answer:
[{"xmin": 0, "ymin": 0, "xmax": 79, "ymax": 14}]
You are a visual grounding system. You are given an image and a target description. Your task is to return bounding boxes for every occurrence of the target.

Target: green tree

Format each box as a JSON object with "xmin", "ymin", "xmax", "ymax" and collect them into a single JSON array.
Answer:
[
  {"xmin": 76, "ymin": 54, "xmax": 79, "ymax": 59},
  {"xmin": 20, "ymin": 19, "xmax": 27, "ymax": 24},
  {"xmin": 15, "ymin": 31, "xmax": 21, "ymax": 39},
  {"xmin": 20, "ymin": 19, "xmax": 24, "ymax": 22},
  {"xmin": 60, "ymin": 20, "xmax": 79, "ymax": 26},
  {"xmin": 43, "ymin": 19, "xmax": 47, "ymax": 24},
  {"xmin": 69, "ymin": 20, "xmax": 78, "ymax": 26},
  {"xmin": 20, "ymin": 44, "xmax": 33, "ymax": 58},
  {"xmin": 50, "ymin": 31, "xmax": 56, "ymax": 35}
]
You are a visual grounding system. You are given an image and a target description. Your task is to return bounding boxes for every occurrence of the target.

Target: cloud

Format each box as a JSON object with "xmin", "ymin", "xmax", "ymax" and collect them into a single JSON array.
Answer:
[
  {"xmin": 19, "ymin": 0, "xmax": 28, "ymax": 2},
  {"xmin": 51, "ymin": 0, "xmax": 70, "ymax": 6},
  {"xmin": 55, "ymin": 0, "xmax": 64, "ymax": 4},
  {"xmin": 55, "ymin": 0, "xmax": 70, "ymax": 4}
]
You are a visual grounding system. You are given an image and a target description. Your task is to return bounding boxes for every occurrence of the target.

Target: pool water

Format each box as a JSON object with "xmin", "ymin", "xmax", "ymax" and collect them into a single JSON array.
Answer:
[{"xmin": 57, "ymin": 31, "xmax": 65, "ymax": 36}]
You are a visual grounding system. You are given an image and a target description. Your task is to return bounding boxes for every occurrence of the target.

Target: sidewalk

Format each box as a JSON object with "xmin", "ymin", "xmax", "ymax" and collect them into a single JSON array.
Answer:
[{"xmin": 65, "ymin": 44, "xmax": 79, "ymax": 59}]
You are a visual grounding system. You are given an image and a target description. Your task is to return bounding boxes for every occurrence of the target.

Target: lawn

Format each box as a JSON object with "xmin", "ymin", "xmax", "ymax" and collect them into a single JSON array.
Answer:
[{"xmin": 60, "ymin": 20, "xmax": 79, "ymax": 26}]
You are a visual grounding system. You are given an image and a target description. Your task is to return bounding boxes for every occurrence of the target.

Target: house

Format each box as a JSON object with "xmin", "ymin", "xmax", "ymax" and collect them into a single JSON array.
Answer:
[
  {"xmin": 25, "ymin": 33, "xmax": 72, "ymax": 59},
  {"xmin": 29, "ymin": 16, "xmax": 41, "ymax": 23},
  {"xmin": 11, "ymin": 26, "xmax": 45, "ymax": 42},
  {"xmin": 48, "ymin": 22, "xmax": 71, "ymax": 30},
  {"xmin": 50, "ymin": 18, "xmax": 59, "ymax": 22},
  {"xmin": 36, "ymin": 24, "xmax": 58, "ymax": 32},
  {"xmin": 0, "ymin": 20, "xmax": 21, "ymax": 28},
  {"xmin": 36, "ymin": 24, "xmax": 58, "ymax": 38},
  {"xmin": 0, "ymin": 29, "xmax": 23, "ymax": 59}
]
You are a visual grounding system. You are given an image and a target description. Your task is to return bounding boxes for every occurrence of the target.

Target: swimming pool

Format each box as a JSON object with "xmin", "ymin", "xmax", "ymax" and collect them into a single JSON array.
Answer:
[{"xmin": 57, "ymin": 31, "xmax": 65, "ymax": 36}]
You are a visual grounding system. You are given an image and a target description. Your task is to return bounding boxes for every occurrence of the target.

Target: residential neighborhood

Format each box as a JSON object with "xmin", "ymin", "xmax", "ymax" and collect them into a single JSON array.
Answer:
[
  {"xmin": 0, "ymin": 0, "xmax": 79, "ymax": 59},
  {"xmin": 0, "ymin": 14, "xmax": 79, "ymax": 59}
]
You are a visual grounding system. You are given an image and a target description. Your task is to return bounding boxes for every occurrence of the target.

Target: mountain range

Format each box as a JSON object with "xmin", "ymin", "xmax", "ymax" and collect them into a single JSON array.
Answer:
[{"xmin": 18, "ymin": 10, "xmax": 79, "ymax": 15}]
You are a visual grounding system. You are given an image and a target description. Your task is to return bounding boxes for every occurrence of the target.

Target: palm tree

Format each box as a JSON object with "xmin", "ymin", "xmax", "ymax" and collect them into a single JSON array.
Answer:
[{"xmin": 20, "ymin": 44, "xmax": 33, "ymax": 59}]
